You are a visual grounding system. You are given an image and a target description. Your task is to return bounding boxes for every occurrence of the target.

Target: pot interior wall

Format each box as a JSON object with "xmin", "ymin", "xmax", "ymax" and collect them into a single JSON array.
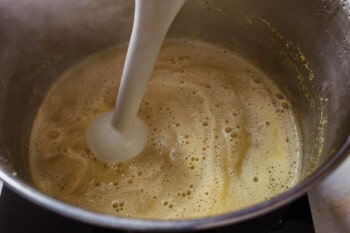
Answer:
[{"xmin": 0, "ymin": 0, "xmax": 349, "ymax": 214}]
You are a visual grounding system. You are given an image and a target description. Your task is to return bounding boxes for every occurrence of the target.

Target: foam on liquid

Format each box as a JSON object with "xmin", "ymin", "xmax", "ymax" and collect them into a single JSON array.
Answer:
[{"xmin": 29, "ymin": 41, "xmax": 301, "ymax": 220}]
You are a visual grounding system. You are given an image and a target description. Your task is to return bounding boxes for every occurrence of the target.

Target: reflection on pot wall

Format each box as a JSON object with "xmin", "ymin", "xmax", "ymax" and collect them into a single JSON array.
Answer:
[{"xmin": 0, "ymin": 0, "xmax": 349, "ymax": 230}]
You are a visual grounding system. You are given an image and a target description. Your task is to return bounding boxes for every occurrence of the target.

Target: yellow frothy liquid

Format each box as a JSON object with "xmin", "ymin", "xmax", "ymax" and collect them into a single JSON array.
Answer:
[{"xmin": 29, "ymin": 41, "xmax": 301, "ymax": 220}]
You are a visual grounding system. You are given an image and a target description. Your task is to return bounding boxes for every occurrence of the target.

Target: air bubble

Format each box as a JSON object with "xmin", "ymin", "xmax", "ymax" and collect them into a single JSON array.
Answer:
[
  {"xmin": 94, "ymin": 181, "xmax": 101, "ymax": 187},
  {"xmin": 112, "ymin": 202, "xmax": 118, "ymax": 208},
  {"xmin": 281, "ymin": 102, "xmax": 289, "ymax": 109},
  {"xmin": 225, "ymin": 127, "xmax": 232, "ymax": 133}
]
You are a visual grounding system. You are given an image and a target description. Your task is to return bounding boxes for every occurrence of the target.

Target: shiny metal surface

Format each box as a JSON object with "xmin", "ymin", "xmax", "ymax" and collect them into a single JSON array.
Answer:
[{"xmin": 0, "ymin": 0, "xmax": 349, "ymax": 231}]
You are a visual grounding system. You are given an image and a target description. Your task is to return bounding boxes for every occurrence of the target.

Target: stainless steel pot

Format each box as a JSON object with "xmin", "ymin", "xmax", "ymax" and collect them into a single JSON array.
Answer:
[{"xmin": 0, "ymin": 0, "xmax": 349, "ymax": 231}]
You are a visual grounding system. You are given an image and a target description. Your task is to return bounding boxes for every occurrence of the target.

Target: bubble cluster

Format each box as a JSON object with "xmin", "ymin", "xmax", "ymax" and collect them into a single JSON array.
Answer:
[
  {"xmin": 111, "ymin": 200, "xmax": 125, "ymax": 212},
  {"xmin": 29, "ymin": 40, "xmax": 301, "ymax": 220}
]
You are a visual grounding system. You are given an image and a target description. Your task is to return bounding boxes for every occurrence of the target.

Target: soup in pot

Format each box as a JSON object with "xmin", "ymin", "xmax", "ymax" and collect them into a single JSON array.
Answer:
[{"xmin": 29, "ymin": 40, "xmax": 301, "ymax": 219}]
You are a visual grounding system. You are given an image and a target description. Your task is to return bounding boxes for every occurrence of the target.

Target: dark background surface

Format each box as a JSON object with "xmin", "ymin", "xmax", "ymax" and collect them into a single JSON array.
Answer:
[{"xmin": 0, "ymin": 185, "xmax": 315, "ymax": 233}]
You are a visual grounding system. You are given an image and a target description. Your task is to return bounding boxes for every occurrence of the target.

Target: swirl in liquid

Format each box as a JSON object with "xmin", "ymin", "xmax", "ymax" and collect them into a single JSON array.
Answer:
[{"xmin": 29, "ymin": 41, "xmax": 301, "ymax": 219}]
